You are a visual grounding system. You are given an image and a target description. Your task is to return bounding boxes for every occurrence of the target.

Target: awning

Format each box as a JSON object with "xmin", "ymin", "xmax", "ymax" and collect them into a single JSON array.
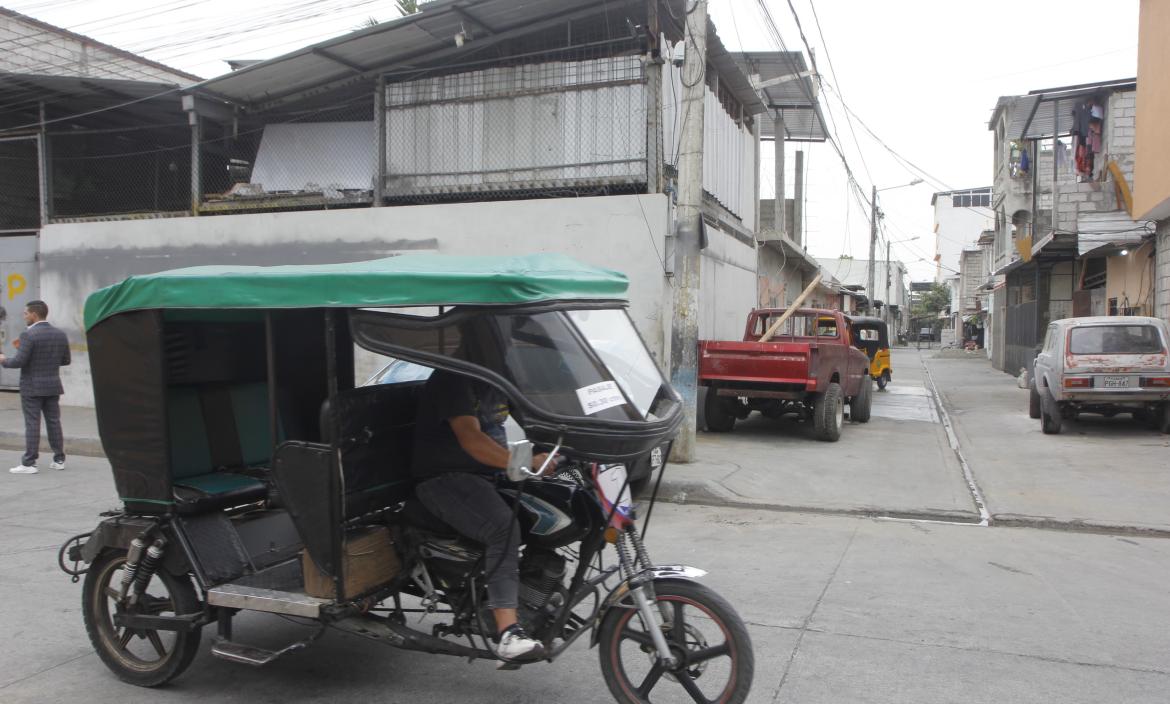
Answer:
[
  {"xmin": 734, "ymin": 52, "xmax": 826, "ymax": 142},
  {"xmin": 1077, "ymin": 211, "xmax": 1152, "ymax": 255}
]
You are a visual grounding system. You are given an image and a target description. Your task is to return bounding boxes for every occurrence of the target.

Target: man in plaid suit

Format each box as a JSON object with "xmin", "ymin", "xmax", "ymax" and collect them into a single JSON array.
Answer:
[{"xmin": 1, "ymin": 300, "xmax": 71, "ymax": 474}]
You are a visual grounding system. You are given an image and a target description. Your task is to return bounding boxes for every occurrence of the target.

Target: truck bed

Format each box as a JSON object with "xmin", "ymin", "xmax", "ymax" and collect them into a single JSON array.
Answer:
[{"xmin": 699, "ymin": 339, "xmax": 813, "ymax": 387}]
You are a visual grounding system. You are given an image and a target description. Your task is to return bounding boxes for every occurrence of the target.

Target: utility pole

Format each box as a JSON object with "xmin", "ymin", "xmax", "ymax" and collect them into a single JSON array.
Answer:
[
  {"xmin": 669, "ymin": 0, "xmax": 707, "ymax": 462},
  {"xmin": 867, "ymin": 184, "xmax": 877, "ymax": 315},
  {"xmin": 885, "ymin": 240, "xmax": 891, "ymax": 331}
]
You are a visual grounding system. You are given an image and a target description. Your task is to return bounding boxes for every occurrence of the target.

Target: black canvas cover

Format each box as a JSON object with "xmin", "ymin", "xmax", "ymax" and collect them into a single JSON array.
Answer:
[{"xmin": 88, "ymin": 310, "xmax": 171, "ymax": 505}]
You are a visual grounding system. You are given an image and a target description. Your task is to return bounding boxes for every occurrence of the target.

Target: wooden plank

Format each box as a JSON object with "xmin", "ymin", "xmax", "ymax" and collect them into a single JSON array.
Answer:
[{"xmin": 759, "ymin": 272, "xmax": 822, "ymax": 342}]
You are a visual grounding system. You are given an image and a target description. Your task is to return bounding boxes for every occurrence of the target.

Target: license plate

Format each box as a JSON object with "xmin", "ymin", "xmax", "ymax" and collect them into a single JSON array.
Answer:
[{"xmin": 1101, "ymin": 376, "xmax": 1130, "ymax": 388}]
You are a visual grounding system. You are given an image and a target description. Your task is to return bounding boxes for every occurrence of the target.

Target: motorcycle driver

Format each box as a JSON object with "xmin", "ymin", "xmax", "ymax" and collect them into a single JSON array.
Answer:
[{"xmin": 410, "ymin": 366, "xmax": 551, "ymax": 663}]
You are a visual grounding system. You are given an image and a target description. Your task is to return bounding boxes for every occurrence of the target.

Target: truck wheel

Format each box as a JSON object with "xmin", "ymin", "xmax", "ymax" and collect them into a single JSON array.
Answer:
[
  {"xmin": 1040, "ymin": 391, "xmax": 1062, "ymax": 435},
  {"xmin": 812, "ymin": 383, "xmax": 844, "ymax": 442},
  {"xmin": 1028, "ymin": 384, "xmax": 1042, "ymax": 419},
  {"xmin": 850, "ymin": 377, "xmax": 873, "ymax": 423},
  {"xmin": 704, "ymin": 389, "xmax": 736, "ymax": 433}
]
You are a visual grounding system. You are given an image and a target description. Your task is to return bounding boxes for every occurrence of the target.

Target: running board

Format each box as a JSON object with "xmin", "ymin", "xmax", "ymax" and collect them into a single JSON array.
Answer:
[
  {"xmin": 331, "ymin": 614, "xmax": 493, "ymax": 661},
  {"xmin": 206, "ymin": 583, "xmax": 331, "ymax": 618}
]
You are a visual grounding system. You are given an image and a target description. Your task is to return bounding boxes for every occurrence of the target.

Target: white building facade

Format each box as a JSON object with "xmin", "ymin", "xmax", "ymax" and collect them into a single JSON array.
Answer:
[{"xmin": 930, "ymin": 188, "xmax": 994, "ymax": 283}]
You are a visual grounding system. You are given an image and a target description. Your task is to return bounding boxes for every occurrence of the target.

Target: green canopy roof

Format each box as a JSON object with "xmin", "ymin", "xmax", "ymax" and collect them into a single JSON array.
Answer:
[{"xmin": 84, "ymin": 254, "xmax": 628, "ymax": 330}]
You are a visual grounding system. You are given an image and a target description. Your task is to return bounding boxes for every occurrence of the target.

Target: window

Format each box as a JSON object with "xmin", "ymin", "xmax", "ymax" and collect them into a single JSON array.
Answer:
[
  {"xmin": 953, "ymin": 193, "xmax": 990, "ymax": 208},
  {"xmin": 1069, "ymin": 326, "xmax": 1165, "ymax": 355},
  {"xmin": 815, "ymin": 317, "xmax": 839, "ymax": 338}
]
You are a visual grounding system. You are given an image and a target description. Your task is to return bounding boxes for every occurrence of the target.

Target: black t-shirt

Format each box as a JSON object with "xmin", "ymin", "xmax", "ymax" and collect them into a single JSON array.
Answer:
[{"xmin": 411, "ymin": 370, "xmax": 510, "ymax": 480}]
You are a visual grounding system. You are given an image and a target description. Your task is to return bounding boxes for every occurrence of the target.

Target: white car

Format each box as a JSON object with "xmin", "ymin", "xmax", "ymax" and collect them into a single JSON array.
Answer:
[{"xmin": 1030, "ymin": 316, "xmax": 1170, "ymax": 435}]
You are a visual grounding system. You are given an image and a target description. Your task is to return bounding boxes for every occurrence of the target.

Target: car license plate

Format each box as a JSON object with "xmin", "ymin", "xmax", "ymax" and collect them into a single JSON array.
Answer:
[{"xmin": 1101, "ymin": 376, "xmax": 1130, "ymax": 388}]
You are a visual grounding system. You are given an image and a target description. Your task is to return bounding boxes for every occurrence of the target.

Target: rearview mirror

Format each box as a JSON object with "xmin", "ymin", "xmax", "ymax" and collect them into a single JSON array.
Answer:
[{"xmin": 506, "ymin": 440, "xmax": 534, "ymax": 483}]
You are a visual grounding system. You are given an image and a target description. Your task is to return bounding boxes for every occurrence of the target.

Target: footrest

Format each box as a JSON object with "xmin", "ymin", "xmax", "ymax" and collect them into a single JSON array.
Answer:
[{"xmin": 210, "ymin": 636, "xmax": 309, "ymax": 666}]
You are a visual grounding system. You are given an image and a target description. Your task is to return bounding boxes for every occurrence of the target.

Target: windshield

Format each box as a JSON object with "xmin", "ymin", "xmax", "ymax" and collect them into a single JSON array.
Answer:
[
  {"xmin": 1069, "ymin": 325, "xmax": 1165, "ymax": 355},
  {"xmin": 567, "ymin": 309, "xmax": 665, "ymax": 418},
  {"xmin": 350, "ymin": 307, "xmax": 672, "ymax": 422}
]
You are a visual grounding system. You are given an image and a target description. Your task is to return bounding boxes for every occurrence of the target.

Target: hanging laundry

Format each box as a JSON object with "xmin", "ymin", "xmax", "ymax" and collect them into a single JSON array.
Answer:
[{"xmin": 1018, "ymin": 147, "xmax": 1030, "ymax": 175}]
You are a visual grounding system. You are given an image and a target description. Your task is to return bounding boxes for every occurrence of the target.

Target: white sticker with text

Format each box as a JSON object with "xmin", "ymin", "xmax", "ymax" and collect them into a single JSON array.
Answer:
[{"xmin": 576, "ymin": 381, "xmax": 626, "ymax": 415}]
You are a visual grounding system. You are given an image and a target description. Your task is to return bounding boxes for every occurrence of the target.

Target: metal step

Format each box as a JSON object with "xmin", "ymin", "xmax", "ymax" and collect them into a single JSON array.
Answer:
[
  {"xmin": 210, "ymin": 636, "xmax": 312, "ymax": 666},
  {"xmin": 206, "ymin": 583, "xmax": 331, "ymax": 618}
]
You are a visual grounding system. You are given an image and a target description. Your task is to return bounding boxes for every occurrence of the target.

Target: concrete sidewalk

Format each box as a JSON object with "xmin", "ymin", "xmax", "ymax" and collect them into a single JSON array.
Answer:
[{"xmin": 0, "ymin": 390, "xmax": 103, "ymax": 462}]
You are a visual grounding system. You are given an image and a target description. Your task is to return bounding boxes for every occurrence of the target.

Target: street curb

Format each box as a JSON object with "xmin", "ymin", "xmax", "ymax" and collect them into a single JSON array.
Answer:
[
  {"xmin": 0, "ymin": 432, "xmax": 106, "ymax": 459},
  {"xmin": 991, "ymin": 514, "xmax": 1170, "ymax": 539},
  {"xmin": 648, "ymin": 478, "xmax": 984, "ymax": 525}
]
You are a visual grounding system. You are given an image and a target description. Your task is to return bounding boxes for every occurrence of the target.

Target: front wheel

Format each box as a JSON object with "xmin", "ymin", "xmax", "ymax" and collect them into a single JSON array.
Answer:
[
  {"xmin": 598, "ymin": 580, "xmax": 754, "ymax": 704},
  {"xmin": 850, "ymin": 377, "xmax": 873, "ymax": 423},
  {"xmin": 82, "ymin": 550, "xmax": 202, "ymax": 687}
]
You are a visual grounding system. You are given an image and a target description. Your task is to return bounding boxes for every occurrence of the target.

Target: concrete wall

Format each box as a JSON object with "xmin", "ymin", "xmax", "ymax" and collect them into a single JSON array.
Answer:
[
  {"xmin": 933, "ymin": 196, "xmax": 993, "ymax": 282},
  {"xmin": 0, "ymin": 10, "xmax": 195, "ymax": 84},
  {"xmin": 1104, "ymin": 242, "xmax": 1157, "ymax": 315},
  {"xmin": 1135, "ymin": 0, "xmax": 1170, "ymax": 221},
  {"xmin": 39, "ymin": 194, "xmax": 675, "ymax": 406},
  {"xmin": 698, "ymin": 226, "xmax": 758, "ymax": 341},
  {"xmin": 757, "ymin": 246, "xmax": 805, "ymax": 310}
]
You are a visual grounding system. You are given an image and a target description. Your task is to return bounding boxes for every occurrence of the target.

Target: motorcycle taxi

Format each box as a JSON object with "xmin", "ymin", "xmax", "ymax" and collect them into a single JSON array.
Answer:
[
  {"xmin": 59, "ymin": 254, "xmax": 754, "ymax": 703},
  {"xmin": 850, "ymin": 316, "xmax": 892, "ymax": 390}
]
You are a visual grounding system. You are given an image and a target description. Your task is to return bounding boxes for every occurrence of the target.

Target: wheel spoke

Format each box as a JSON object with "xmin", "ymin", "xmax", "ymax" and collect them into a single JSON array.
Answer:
[
  {"xmin": 636, "ymin": 661, "xmax": 667, "ymax": 698},
  {"xmin": 146, "ymin": 630, "xmax": 168, "ymax": 658},
  {"xmin": 105, "ymin": 586, "xmax": 121, "ymax": 602},
  {"xmin": 687, "ymin": 641, "xmax": 730, "ymax": 664},
  {"xmin": 117, "ymin": 628, "xmax": 134, "ymax": 649},
  {"xmin": 142, "ymin": 595, "xmax": 174, "ymax": 615},
  {"xmin": 678, "ymin": 671, "xmax": 713, "ymax": 704}
]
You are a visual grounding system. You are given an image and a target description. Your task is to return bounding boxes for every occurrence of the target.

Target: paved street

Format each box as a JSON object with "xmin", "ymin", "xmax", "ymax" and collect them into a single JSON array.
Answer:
[{"xmin": 2, "ymin": 348, "xmax": 1169, "ymax": 703}]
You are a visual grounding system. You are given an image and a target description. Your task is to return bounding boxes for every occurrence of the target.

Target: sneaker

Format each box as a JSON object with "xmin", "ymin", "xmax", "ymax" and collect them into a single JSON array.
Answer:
[
  {"xmin": 49, "ymin": 460, "xmax": 65, "ymax": 470},
  {"xmin": 494, "ymin": 624, "xmax": 545, "ymax": 663},
  {"xmin": 9, "ymin": 465, "xmax": 37, "ymax": 474}
]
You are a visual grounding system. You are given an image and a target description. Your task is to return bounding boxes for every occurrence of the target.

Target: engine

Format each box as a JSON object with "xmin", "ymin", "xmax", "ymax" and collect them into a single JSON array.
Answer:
[{"xmin": 517, "ymin": 549, "xmax": 566, "ymax": 630}]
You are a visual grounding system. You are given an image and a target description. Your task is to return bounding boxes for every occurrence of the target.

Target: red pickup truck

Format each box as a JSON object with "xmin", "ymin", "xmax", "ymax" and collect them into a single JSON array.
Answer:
[{"xmin": 698, "ymin": 308, "xmax": 874, "ymax": 441}]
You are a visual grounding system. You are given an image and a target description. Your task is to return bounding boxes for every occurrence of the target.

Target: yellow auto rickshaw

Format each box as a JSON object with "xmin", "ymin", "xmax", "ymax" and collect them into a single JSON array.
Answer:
[{"xmin": 850, "ymin": 316, "xmax": 891, "ymax": 390}]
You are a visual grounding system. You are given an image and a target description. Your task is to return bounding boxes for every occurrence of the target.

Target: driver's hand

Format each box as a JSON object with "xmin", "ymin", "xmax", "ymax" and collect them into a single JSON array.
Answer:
[{"xmin": 532, "ymin": 452, "xmax": 553, "ymax": 476}]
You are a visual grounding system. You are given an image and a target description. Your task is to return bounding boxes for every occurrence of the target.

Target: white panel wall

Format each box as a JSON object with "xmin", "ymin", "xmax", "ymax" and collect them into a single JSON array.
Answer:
[
  {"xmin": 40, "ymin": 195, "xmax": 674, "ymax": 406},
  {"xmin": 662, "ymin": 54, "xmax": 755, "ymax": 222}
]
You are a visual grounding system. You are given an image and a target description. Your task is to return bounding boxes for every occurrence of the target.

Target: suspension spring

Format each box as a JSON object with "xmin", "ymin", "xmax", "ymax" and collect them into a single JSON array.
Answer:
[
  {"xmin": 627, "ymin": 525, "xmax": 653, "ymax": 572},
  {"xmin": 615, "ymin": 531, "xmax": 636, "ymax": 582},
  {"xmin": 130, "ymin": 537, "xmax": 167, "ymax": 602},
  {"xmin": 118, "ymin": 537, "xmax": 148, "ymax": 601}
]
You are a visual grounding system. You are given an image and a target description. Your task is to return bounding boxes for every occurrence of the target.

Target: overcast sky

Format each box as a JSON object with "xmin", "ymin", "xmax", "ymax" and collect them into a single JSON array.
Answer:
[{"xmin": 6, "ymin": 0, "xmax": 1140, "ymax": 280}]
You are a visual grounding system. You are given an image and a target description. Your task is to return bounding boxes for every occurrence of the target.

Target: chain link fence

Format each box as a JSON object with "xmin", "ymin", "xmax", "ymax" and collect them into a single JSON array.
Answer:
[{"xmin": 0, "ymin": 136, "xmax": 39, "ymax": 230}]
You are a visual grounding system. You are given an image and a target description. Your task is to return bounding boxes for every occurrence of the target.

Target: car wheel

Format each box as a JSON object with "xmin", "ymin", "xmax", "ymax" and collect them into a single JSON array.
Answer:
[
  {"xmin": 1028, "ymin": 383, "xmax": 1042, "ymax": 419},
  {"xmin": 1040, "ymin": 391, "xmax": 1062, "ymax": 435},
  {"xmin": 1160, "ymin": 403, "xmax": 1170, "ymax": 435},
  {"xmin": 812, "ymin": 383, "xmax": 844, "ymax": 442},
  {"xmin": 703, "ymin": 388, "xmax": 736, "ymax": 433},
  {"xmin": 850, "ymin": 377, "xmax": 873, "ymax": 423}
]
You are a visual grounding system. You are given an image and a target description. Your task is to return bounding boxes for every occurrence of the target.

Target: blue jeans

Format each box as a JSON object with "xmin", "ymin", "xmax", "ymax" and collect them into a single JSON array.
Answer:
[{"xmin": 414, "ymin": 472, "xmax": 520, "ymax": 610}]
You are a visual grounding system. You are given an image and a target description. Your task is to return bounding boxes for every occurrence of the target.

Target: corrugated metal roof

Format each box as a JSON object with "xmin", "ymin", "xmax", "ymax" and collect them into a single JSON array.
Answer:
[
  {"xmin": 734, "ymin": 51, "xmax": 825, "ymax": 142},
  {"xmin": 990, "ymin": 78, "xmax": 1136, "ymax": 140},
  {"xmin": 190, "ymin": 0, "xmax": 765, "ymax": 116}
]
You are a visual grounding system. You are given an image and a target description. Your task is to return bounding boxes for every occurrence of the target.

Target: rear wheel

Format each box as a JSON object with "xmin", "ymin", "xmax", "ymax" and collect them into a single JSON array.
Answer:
[
  {"xmin": 1028, "ymin": 384, "xmax": 1042, "ymax": 419},
  {"xmin": 704, "ymin": 389, "xmax": 736, "ymax": 433},
  {"xmin": 598, "ymin": 580, "xmax": 754, "ymax": 704},
  {"xmin": 812, "ymin": 383, "xmax": 845, "ymax": 442},
  {"xmin": 82, "ymin": 550, "xmax": 202, "ymax": 687},
  {"xmin": 876, "ymin": 373, "xmax": 888, "ymax": 391},
  {"xmin": 1040, "ymin": 391, "xmax": 1063, "ymax": 435},
  {"xmin": 850, "ymin": 377, "xmax": 873, "ymax": 423}
]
